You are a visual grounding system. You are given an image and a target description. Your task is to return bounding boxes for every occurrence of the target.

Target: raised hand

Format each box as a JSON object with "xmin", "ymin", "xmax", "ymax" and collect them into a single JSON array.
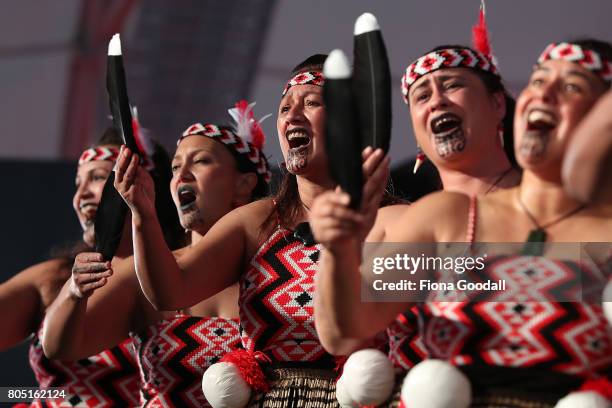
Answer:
[
  {"xmin": 69, "ymin": 252, "xmax": 113, "ymax": 299},
  {"xmin": 113, "ymin": 146, "xmax": 156, "ymax": 221}
]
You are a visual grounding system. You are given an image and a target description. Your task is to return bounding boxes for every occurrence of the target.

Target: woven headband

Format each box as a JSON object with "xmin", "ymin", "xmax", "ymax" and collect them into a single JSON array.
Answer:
[
  {"xmin": 537, "ymin": 42, "xmax": 612, "ymax": 83},
  {"xmin": 401, "ymin": 47, "xmax": 499, "ymax": 103},
  {"xmin": 281, "ymin": 71, "xmax": 325, "ymax": 96},
  {"xmin": 179, "ymin": 123, "xmax": 271, "ymax": 183},
  {"xmin": 78, "ymin": 146, "xmax": 120, "ymax": 165}
]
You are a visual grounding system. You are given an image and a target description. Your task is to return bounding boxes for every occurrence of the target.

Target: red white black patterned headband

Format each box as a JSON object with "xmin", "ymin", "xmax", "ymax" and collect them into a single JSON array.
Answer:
[
  {"xmin": 401, "ymin": 47, "xmax": 499, "ymax": 103},
  {"xmin": 179, "ymin": 101, "xmax": 271, "ymax": 183},
  {"xmin": 537, "ymin": 42, "xmax": 612, "ymax": 83},
  {"xmin": 78, "ymin": 146, "xmax": 120, "ymax": 165},
  {"xmin": 282, "ymin": 71, "xmax": 325, "ymax": 96}
]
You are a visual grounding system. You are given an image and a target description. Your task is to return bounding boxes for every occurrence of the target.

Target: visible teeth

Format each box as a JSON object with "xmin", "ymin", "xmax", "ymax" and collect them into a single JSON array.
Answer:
[
  {"xmin": 287, "ymin": 132, "xmax": 308, "ymax": 141},
  {"xmin": 528, "ymin": 110, "xmax": 555, "ymax": 125}
]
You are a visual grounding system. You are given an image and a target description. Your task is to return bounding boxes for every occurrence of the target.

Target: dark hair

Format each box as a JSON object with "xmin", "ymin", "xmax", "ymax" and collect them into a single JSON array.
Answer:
[
  {"xmin": 428, "ymin": 45, "xmax": 517, "ymax": 167},
  {"xmin": 147, "ymin": 141, "xmax": 188, "ymax": 250},
  {"xmin": 93, "ymin": 126, "xmax": 123, "ymax": 148},
  {"xmin": 215, "ymin": 125, "xmax": 270, "ymax": 201}
]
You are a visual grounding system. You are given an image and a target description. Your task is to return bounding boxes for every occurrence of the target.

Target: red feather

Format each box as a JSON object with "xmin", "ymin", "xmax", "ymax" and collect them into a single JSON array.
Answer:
[{"xmin": 472, "ymin": 1, "xmax": 491, "ymax": 57}]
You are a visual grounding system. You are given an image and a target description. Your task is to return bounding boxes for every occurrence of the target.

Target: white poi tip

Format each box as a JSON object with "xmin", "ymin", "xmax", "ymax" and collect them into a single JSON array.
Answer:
[
  {"xmin": 401, "ymin": 359, "xmax": 472, "ymax": 408},
  {"xmin": 108, "ymin": 34, "xmax": 122, "ymax": 56},
  {"xmin": 603, "ymin": 280, "xmax": 612, "ymax": 326},
  {"xmin": 324, "ymin": 50, "xmax": 351, "ymax": 79},
  {"xmin": 554, "ymin": 391, "xmax": 609, "ymax": 408},
  {"xmin": 354, "ymin": 13, "xmax": 380, "ymax": 35}
]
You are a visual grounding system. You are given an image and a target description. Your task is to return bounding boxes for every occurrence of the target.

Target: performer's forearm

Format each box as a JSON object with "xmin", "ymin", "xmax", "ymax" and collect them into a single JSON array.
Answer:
[
  {"xmin": 132, "ymin": 212, "xmax": 186, "ymax": 310},
  {"xmin": 42, "ymin": 282, "xmax": 89, "ymax": 360}
]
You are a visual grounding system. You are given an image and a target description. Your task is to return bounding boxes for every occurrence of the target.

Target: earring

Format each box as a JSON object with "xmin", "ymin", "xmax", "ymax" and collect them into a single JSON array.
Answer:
[
  {"xmin": 413, "ymin": 146, "xmax": 426, "ymax": 174},
  {"xmin": 498, "ymin": 124, "xmax": 505, "ymax": 148}
]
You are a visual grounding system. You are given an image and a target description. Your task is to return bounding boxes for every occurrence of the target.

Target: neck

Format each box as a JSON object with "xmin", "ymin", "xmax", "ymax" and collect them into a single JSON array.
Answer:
[
  {"xmin": 516, "ymin": 171, "xmax": 583, "ymax": 220},
  {"xmin": 437, "ymin": 146, "xmax": 516, "ymax": 195},
  {"xmin": 296, "ymin": 174, "xmax": 334, "ymax": 211},
  {"xmin": 439, "ymin": 164, "xmax": 518, "ymax": 195}
]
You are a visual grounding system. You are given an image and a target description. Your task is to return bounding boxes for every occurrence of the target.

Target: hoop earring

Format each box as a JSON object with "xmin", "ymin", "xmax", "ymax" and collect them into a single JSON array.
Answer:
[{"xmin": 498, "ymin": 124, "xmax": 505, "ymax": 148}]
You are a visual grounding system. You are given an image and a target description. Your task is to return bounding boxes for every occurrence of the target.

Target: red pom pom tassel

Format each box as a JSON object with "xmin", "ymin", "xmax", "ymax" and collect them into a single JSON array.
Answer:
[{"xmin": 221, "ymin": 349, "xmax": 270, "ymax": 392}]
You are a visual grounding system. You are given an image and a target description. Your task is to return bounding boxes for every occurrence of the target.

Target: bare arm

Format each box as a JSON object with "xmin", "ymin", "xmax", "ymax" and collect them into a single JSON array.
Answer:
[
  {"xmin": 563, "ymin": 90, "xmax": 612, "ymax": 203},
  {"xmin": 43, "ymin": 253, "xmax": 136, "ymax": 360},
  {"xmin": 313, "ymin": 187, "xmax": 469, "ymax": 355},
  {"xmin": 114, "ymin": 147, "xmax": 248, "ymax": 310},
  {"xmin": 0, "ymin": 260, "xmax": 59, "ymax": 350}
]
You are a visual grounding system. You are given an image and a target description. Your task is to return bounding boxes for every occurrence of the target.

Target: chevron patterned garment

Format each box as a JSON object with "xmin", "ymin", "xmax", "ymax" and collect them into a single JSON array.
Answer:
[
  {"xmin": 132, "ymin": 314, "xmax": 242, "ymax": 407},
  {"xmin": 28, "ymin": 326, "xmax": 140, "ymax": 407},
  {"xmin": 388, "ymin": 257, "xmax": 612, "ymax": 377},
  {"xmin": 239, "ymin": 227, "xmax": 335, "ymax": 367}
]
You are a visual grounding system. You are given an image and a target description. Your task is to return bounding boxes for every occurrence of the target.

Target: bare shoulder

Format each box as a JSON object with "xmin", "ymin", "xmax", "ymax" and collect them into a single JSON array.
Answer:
[
  {"xmin": 367, "ymin": 204, "xmax": 412, "ymax": 241},
  {"xmin": 12, "ymin": 258, "xmax": 72, "ymax": 308},
  {"xmin": 386, "ymin": 191, "xmax": 471, "ymax": 241}
]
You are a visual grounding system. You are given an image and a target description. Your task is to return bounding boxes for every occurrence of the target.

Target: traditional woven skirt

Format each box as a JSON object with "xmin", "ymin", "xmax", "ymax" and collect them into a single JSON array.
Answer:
[{"xmin": 247, "ymin": 365, "xmax": 340, "ymax": 408}]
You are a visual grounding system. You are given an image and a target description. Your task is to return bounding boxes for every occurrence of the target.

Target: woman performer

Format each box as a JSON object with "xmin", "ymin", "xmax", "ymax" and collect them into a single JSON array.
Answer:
[
  {"xmin": 0, "ymin": 128, "xmax": 143, "ymax": 406},
  {"xmin": 43, "ymin": 104, "xmax": 270, "ymax": 407},
  {"xmin": 311, "ymin": 38, "xmax": 612, "ymax": 407},
  {"xmin": 109, "ymin": 54, "xmax": 391, "ymax": 407}
]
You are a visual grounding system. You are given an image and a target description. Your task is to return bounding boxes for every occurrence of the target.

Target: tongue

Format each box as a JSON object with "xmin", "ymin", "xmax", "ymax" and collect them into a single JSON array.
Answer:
[
  {"xmin": 289, "ymin": 137, "xmax": 310, "ymax": 149},
  {"xmin": 437, "ymin": 121, "xmax": 459, "ymax": 133},
  {"xmin": 528, "ymin": 119, "xmax": 555, "ymax": 131},
  {"xmin": 179, "ymin": 191, "xmax": 196, "ymax": 206}
]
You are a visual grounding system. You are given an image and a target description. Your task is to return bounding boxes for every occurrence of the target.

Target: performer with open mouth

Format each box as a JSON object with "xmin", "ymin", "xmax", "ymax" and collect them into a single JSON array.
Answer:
[
  {"xmin": 43, "ymin": 102, "xmax": 270, "ymax": 407},
  {"xmin": 0, "ymin": 128, "xmax": 143, "ymax": 406},
  {"xmin": 109, "ymin": 53, "xmax": 389, "ymax": 407},
  {"xmin": 311, "ymin": 38, "xmax": 612, "ymax": 407}
]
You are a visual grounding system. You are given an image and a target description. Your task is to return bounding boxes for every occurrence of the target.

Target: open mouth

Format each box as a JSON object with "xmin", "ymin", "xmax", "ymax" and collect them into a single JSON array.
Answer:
[
  {"xmin": 79, "ymin": 202, "xmax": 97, "ymax": 225},
  {"xmin": 431, "ymin": 113, "xmax": 462, "ymax": 136},
  {"xmin": 177, "ymin": 185, "xmax": 197, "ymax": 210},
  {"xmin": 526, "ymin": 109, "xmax": 557, "ymax": 132},
  {"xmin": 286, "ymin": 128, "xmax": 311, "ymax": 150}
]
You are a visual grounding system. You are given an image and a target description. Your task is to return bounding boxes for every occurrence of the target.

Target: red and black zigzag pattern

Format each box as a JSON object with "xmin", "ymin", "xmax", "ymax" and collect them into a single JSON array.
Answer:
[
  {"xmin": 29, "ymin": 329, "xmax": 140, "ymax": 407},
  {"xmin": 393, "ymin": 257, "xmax": 612, "ymax": 376},
  {"xmin": 78, "ymin": 147, "xmax": 120, "ymax": 165},
  {"xmin": 133, "ymin": 315, "xmax": 242, "ymax": 408},
  {"xmin": 239, "ymin": 228, "xmax": 336, "ymax": 367},
  {"xmin": 387, "ymin": 305, "xmax": 429, "ymax": 370}
]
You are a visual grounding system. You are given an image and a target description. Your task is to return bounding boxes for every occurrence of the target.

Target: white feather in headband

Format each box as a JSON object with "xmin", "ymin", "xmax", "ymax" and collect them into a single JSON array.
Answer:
[{"xmin": 228, "ymin": 100, "xmax": 271, "ymax": 151}]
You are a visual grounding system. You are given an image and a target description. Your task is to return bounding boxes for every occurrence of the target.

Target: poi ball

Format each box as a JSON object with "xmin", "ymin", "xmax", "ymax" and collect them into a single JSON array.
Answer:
[
  {"xmin": 603, "ymin": 280, "xmax": 612, "ymax": 326},
  {"xmin": 341, "ymin": 348, "xmax": 395, "ymax": 405},
  {"xmin": 554, "ymin": 391, "xmax": 610, "ymax": 408},
  {"xmin": 401, "ymin": 359, "xmax": 471, "ymax": 408},
  {"xmin": 336, "ymin": 375, "xmax": 357, "ymax": 408},
  {"xmin": 202, "ymin": 362, "xmax": 251, "ymax": 408}
]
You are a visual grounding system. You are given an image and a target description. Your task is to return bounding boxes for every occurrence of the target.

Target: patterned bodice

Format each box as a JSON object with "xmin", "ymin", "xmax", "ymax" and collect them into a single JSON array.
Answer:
[
  {"xmin": 388, "ymin": 256, "xmax": 612, "ymax": 377},
  {"xmin": 239, "ymin": 227, "xmax": 335, "ymax": 366},
  {"xmin": 132, "ymin": 314, "xmax": 241, "ymax": 407},
  {"xmin": 29, "ymin": 326, "xmax": 139, "ymax": 407}
]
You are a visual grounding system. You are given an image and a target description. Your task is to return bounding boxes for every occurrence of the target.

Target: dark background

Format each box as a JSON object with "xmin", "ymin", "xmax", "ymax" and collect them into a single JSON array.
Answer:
[{"xmin": 0, "ymin": 160, "xmax": 81, "ymax": 385}]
